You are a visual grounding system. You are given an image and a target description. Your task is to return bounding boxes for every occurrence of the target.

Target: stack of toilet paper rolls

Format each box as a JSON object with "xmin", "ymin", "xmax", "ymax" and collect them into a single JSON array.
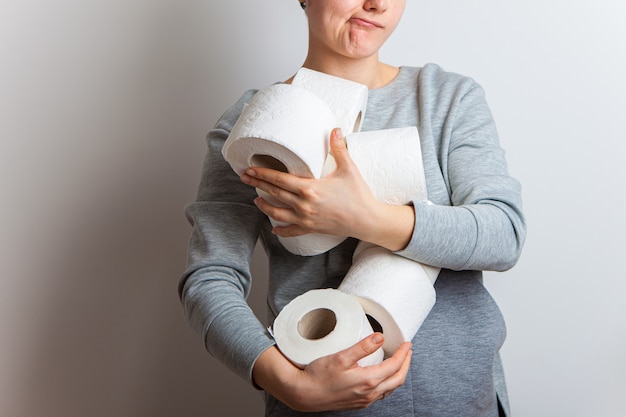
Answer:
[{"xmin": 223, "ymin": 68, "xmax": 440, "ymax": 368}]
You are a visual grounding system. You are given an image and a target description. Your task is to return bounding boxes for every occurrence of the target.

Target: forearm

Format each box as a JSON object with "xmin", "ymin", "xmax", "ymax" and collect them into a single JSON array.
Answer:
[
  {"xmin": 180, "ymin": 270, "xmax": 276, "ymax": 381},
  {"xmin": 397, "ymin": 199, "xmax": 525, "ymax": 271},
  {"xmin": 252, "ymin": 347, "xmax": 300, "ymax": 402},
  {"xmin": 391, "ymin": 77, "xmax": 527, "ymax": 271},
  {"xmin": 356, "ymin": 202, "xmax": 415, "ymax": 252},
  {"xmin": 179, "ymin": 199, "xmax": 273, "ymax": 382}
]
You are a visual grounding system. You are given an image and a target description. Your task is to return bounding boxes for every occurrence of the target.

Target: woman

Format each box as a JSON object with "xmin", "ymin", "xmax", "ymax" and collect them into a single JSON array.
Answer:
[{"xmin": 179, "ymin": 1, "xmax": 526, "ymax": 415}]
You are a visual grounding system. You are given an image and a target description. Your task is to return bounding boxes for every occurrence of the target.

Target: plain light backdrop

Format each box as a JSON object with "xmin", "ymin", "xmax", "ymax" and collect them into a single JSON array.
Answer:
[{"xmin": 1, "ymin": 1, "xmax": 624, "ymax": 416}]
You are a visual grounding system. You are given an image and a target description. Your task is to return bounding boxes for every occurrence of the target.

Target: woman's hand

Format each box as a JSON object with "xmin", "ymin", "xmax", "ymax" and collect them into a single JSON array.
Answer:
[
  {"xmin": 241, "ymin": 128, "xmax": 416, "ymax": 251},
  {"xmin": 252, "ymin": 333, "xmax": 412, "ymax": 412}
]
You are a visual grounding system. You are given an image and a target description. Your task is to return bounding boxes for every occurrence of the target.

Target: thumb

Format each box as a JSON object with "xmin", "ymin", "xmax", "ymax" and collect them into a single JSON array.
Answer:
[
  {"xmin": 329, "ymin": 128, "xmax": 350, "ymax": 166},
  {"xmin": 344, "ymin": 333, "xmax": 385, "ymax": 365}
]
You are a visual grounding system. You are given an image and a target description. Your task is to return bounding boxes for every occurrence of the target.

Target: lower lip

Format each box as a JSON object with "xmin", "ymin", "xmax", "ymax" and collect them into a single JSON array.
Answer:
[{"xmin": 351, "ymin": 18, "xmax": 380, "ymax": 28}]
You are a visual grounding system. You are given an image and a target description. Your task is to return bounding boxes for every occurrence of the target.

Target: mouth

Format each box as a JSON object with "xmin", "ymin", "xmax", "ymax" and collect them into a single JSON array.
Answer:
[{"xmin": 350, "ymin": 17, "xmax": 384, "ymax": 29}]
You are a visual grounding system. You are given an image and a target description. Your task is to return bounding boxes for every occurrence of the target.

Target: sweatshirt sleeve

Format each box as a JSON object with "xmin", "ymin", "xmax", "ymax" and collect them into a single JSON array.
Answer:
[
  {"xmin": 178, "ymin": 90, "xmax": 275, "ymax": 385},
  {"xmin": 396, "ymin": 74, "xmax": 526, "ymax": 272}
]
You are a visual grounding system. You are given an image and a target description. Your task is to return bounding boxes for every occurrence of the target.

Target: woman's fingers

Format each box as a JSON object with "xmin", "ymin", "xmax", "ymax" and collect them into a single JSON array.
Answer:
[
  {"xmin": 326, "ymin": 336, "xmax": 413, "ymax": 393},
  {"xmin": 242, "ymin": 167, "xmax": 324, "ymax": 231},
  {"xmin": 242, "ymin": 167, "xmax": 303, "ymax": 196},
  {"xmin": 373, "ymin": 342, "xmax": 413, "ymax": 396},
  {"xmin": 360, "ymin": 340, "xmax": 412, "ymax": 387},
  {"xmin": 271, "ymin": 335, "xmax": 413, "ymax": 412},
  {"xmin": 243, "ymin": 167, "xmax": 315, "ymax": 213},
  {"xmin": 328, "ymin": 128, "xmax": 351, "ymax": 170},
  {"xmin": 335, "ymin": 332, "xmax": 385, "ymax": 367},
  {"xmin": 239, "ymin": 127, "xmax": 380, "ymax": 239},
  {"xmin": 252, "ymin": 196, "xmax": 304, "ymax": 233}
]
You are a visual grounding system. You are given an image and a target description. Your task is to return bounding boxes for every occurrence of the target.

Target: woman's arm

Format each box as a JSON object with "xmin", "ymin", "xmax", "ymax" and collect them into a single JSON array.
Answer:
[
  {"xmin": 243, "ymin": 128, "xmax": 417, "ymax": 252},
  {"xmin": 252, "ymin": 335, "xmax": 412, "ymax": 412},
  {"xmin": 397, "ymin": 80, "xmax": 526, "ymax": 271},
  {"xmin": 245, "ymin": 79, "xmax": 526, "ymax": 272},
  {"xmin": 178, "ymin": 116, "xmax": 276, "ymax": 381},
  {"xmin": 180, "ymin": 96, "xmax": 414, "ymax": 403}
]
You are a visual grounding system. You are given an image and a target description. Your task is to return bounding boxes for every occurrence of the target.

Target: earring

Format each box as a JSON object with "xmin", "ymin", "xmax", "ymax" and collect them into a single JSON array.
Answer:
[{"xmin": 300, "ymin": 1, "xmax": 306, "ymax": 10}]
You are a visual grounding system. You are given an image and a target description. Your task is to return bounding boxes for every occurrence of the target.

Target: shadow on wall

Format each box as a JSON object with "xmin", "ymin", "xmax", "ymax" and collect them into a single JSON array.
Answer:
[
  {"xmin": 2, "ymin": 1, "xmax": 301, "ymax": 416},
  {"xmin": 9, "ymin": 130, "xmax": 270, "ymax": 417}
]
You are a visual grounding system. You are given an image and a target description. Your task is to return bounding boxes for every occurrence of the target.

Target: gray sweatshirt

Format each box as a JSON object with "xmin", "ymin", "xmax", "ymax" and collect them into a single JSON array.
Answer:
[{"xmin": 179, "ymin": 64, "xmax": 526, "ymax": 416}]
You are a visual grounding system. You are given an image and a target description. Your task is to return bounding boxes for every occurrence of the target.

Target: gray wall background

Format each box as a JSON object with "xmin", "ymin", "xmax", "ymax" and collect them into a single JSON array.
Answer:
[{"xmin": 1, "ymin": 1, "xmax": 624, "ymax": 416}]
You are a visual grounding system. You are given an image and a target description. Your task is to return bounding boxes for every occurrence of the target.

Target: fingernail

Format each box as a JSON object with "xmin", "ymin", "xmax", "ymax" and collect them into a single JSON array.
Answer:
[
  {"xmin": 241, "ymin": 174, "xmax": 251, "ymax": 183},
  {"xmin": 372, "ymin": 333, "xmax": 384, "ymax": 344},
  {"xmin": 246, "ymin": 168, "xmax": 257, "ymax": 177}
]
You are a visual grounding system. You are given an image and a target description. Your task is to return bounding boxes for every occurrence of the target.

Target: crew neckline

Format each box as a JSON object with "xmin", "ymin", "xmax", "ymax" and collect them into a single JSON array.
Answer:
[
  {"xmin": 369, "ymin": 66, "xmax": 415, "ymax": 95},
  {"xmin": 369, "ymin": 66, "xmax": 407, "ymax": 92}
]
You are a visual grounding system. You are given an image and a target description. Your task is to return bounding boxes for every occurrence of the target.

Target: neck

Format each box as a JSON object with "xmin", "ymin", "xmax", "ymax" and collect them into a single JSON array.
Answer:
[{"xmin": 300, "ymin": 53, "xmax": 398, "ymax": 89}]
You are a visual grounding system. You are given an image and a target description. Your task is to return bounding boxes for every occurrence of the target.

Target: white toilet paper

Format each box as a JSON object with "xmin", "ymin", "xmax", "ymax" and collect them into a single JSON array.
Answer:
[
  {"xmin": 346, "ymin": 126, "xmax": 428, "ymax": 204},
  {"xmin": 338, "ymin": 242, "xmax": 439, "ymax": 356},
  {"xmin": 292, "ymin": 67, "xmax": 368, "ymax": 136},
  {"xmin": 333, "ymin": 127, "xmax": 440, "ymax": 356},
  {"xmin": 275, "ymin": 127, "xmax": 429, "ymax": 255},
  {"xmin": 225, "ymin": 76, "xmax": 441, "ymax": 362},
  {"xmin": 222, "ymin": 77, "xmax": 369, "ymax": 256},
  {"xmin": 272, "ymin": 288, "xmax": 384, "ymax": 368},
  {"xmin": 223, "ymin": 83, "xmax": 335, "ymax": 179}
]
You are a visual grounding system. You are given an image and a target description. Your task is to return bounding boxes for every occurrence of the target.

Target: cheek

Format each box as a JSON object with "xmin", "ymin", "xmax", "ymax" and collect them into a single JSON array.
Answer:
[{"xmin": 309, "ymin": 15, "xmax": 344, "ymax": 42}]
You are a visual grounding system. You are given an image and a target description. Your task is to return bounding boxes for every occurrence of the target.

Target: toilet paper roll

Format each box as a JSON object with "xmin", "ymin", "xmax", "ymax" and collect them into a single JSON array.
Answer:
[
  {"xmin": 274, "ymin": 121, "xmax": 423, "ymax": 254},
  {"xmin": 223, "ymin": 83, "xmax": 336, "ymax": 179},
  {"xmin": 292, "ymin": 67, "xmax": 368, "ymax": 136},
  {"xmin": 272, "ymin": 288, "xmax": 384, "ymax": 368},
  {"xmin": 337, "ymin": 127, "xmax": 439, "ymax": 356},
  {"xmin": 222, "ymin": 83, "xmax": 351, "ymax": 255},
  {"xmin": 346, "ymin": 126, "xmax": 428, "ymax": 204},
  {"xmin": 338, "ymin": 242, "xmax": 440, "ymax": 357}
]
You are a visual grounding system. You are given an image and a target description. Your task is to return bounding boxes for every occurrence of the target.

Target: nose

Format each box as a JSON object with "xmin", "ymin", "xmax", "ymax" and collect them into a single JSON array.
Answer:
[{"xmin": 363, "ymin": 0, "xmax": 389, "ymax": 12}]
